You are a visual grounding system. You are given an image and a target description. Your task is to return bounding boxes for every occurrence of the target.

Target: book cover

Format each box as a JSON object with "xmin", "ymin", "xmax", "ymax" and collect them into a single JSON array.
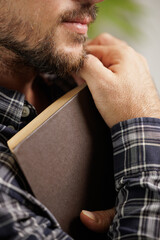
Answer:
[{"xmin": 8, "ymin": 84, "xmax": 115, "ymax": 240}]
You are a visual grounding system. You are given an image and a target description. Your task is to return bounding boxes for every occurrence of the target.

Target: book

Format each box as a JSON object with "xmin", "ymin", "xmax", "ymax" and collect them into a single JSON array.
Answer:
[{"xmin": 8, "ymin": 84, "xmax": 115, "ymax": 240}]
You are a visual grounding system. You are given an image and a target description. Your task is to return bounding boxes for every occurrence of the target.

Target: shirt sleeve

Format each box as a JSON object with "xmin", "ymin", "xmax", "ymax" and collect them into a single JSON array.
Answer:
[{"xmin": 108, "ymin": 117, "xmax": 160, "ymax": 239}]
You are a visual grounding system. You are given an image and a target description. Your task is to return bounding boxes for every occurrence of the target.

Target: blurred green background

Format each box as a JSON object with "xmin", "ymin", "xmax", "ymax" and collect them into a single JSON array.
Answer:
[{"xmin": 88, "ymin": 0, "xmax": 145, "ymax": 40}]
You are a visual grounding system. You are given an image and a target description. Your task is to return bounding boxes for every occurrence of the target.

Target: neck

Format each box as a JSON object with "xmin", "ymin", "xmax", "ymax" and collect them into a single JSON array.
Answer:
[
  {"xmin": 0, "ymin": 46, "xmax": 51, "ymax": 113},
  {"xmin": 0, "ymin": 46, "xmax": 37, "ymax": 95}
]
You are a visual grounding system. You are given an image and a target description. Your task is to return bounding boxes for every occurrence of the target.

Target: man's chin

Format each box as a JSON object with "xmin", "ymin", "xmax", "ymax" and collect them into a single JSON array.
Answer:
[
  {"xmin": 57, "ymin": 44, "xmax": 84, "ymax": 57},
  {"xmin": 35, "ymin": 48, "xmax": 86, "ymax": 78},
  {"xmin": 46, "ymin": 41, "xmax": 86, "ymax": 75}
]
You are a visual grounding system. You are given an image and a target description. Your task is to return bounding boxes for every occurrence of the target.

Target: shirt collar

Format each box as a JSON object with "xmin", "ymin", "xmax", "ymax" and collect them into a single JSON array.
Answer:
[
  {"xmin": 0, "ymin": 86, "xmax": 25, "ymax": 130},
  {"xmin": 0, "ymin": 74, "xmax": 77, "ymax": 130}
]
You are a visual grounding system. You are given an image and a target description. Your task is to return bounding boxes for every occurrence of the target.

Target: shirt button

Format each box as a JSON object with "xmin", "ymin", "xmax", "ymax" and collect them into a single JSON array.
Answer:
[
  {"xmin": 22, "ymin": 106, "xmax": 30, "ymax": 118},
  {"xmin": 8, "ymin": 156, "xmax": 15, "ymax": 164},
  {"xmin": 8, "ymin": 125, "xmax": 15, "ymax": 130}
]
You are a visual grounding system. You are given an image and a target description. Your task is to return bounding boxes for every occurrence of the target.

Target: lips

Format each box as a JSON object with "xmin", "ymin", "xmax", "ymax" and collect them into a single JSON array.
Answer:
[
  {"xmin": 68, "ymin": 16, "xmax": 92, "ymax": 25},
  {"xmin": 62, "ymin": 16, "xmax": 92, "ymax": 35}
]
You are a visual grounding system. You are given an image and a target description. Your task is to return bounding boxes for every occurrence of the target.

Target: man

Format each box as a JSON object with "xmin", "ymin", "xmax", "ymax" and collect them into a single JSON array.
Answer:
[{"xmin": 0, "ymin": 0, "xmax": 160, "ymax": 239}]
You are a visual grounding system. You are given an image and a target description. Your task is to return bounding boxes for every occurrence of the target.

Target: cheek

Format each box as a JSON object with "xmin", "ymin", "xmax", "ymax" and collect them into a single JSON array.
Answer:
[
  {"xmin": 11, "ymin": 0, "xmax": 61, "ymax": 32},
  {"xmin": 25, "ymin": 0, "xmax": 61, "ymax": 25}
]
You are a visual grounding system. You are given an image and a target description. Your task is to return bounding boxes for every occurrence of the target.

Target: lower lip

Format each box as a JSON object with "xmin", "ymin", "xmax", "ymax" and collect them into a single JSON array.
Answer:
[{"xmin": 62, "ymin": 22, "xmax": 88, "ymax": 35}]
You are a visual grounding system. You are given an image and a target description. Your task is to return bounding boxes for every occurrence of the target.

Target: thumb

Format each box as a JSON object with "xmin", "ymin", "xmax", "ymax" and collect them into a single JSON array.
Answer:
[{"xmin": 80, "ymin": 208, "xmax": 115, "ymax": 233}]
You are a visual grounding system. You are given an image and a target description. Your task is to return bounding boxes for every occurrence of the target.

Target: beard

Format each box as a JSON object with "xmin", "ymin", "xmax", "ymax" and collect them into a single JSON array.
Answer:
[
  {"xmin": 0, "ymin": 34, "xmax": 87, "ymax": 78},
  {"xmin": 0, "ymin": 4, "xmax": 97, "ymax": 78}
]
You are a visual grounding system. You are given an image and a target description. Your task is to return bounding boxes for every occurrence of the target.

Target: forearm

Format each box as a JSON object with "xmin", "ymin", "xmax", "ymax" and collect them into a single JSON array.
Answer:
[{"xmin": 109, "ymin": 118, "xmax": 160, "ymax": 239}]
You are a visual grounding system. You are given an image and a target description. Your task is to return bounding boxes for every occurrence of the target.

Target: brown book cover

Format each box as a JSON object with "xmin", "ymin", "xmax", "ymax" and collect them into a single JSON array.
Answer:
[{"xmin": 7, "ymin": 84, "xmax": 115, "ymax": 240}]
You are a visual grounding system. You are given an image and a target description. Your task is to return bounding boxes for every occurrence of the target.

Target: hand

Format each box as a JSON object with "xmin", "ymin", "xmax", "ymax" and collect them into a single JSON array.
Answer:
[
  {"xmin": 80, "ymin": 208, "xmax": 115, "ymax": 232},
  {"xmin": 78, "ymin": 34, "xmax": 160, "ymax": 128}
]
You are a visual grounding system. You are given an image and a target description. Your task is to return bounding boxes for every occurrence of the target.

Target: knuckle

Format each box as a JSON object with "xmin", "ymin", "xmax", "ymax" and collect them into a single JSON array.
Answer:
[
  {"xmin": 124, "ymin": 45, "xmax": 134, "ymax": 52},
  {"xmin": 99, "ymin": 33, "xmax": 112, "ymax": 40},
  {"xmin": 97, "ymin": 33, "xmax": 113, "ymax": 44},
  {"xmin": 122, "ymin": 46, "xmax": 137, "ymax": 59}
]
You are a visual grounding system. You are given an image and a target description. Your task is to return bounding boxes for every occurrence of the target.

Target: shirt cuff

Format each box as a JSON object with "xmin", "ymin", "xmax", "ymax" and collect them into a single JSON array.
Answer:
[{"xmin": 111, "ymin": 117, "xmax": 160, "ymax": 183}]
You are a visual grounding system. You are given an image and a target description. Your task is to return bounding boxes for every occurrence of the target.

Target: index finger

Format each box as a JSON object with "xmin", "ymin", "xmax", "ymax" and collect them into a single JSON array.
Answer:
[
  {"xmin": 86, "ymin": 45, "xmax": 124, "ymax": 73},
  {"xmin": 87, "ymin": 33, "xmax": 127, "ymax": 47}
]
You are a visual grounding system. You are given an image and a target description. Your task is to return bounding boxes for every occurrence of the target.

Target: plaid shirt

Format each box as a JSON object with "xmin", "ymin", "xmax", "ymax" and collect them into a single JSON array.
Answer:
[
  {"xmin": 109, "ymin": 118, "xmax": 160, "ymax": 239},
  {"xmin": 0, "ymin": 85, "xmax": 160, "ymax": 239}
]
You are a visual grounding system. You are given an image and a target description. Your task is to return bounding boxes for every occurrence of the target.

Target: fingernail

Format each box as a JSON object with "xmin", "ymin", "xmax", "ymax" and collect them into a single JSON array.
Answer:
[{"xmin": 82, "ymin": 210, "xmax": 98, "ymax": 222}]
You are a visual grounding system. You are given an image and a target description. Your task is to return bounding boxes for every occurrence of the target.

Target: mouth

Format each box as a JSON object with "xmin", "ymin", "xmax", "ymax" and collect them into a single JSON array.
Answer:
[{"xmin": 62, "ymin": 16, "xmax": 92, "ymax": 35}]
